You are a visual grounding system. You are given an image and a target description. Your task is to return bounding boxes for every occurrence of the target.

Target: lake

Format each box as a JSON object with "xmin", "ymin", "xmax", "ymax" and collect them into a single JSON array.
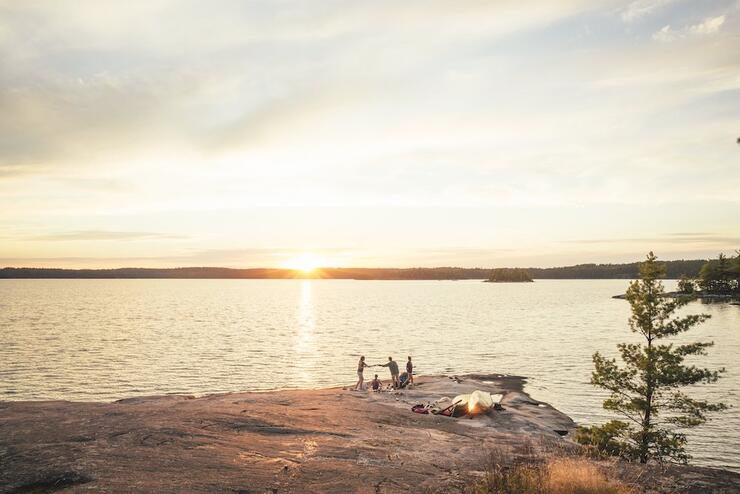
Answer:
[{"xmin": 1, "ymin": 279, "xmax": 737, "ymax": 471}]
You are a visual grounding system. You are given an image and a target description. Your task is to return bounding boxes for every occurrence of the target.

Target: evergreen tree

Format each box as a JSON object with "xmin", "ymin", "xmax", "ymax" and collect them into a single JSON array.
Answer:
[
  {"xmin": 676, "ymin": 275, "xmax": 694, "ymax": 294},
  {"xmin": 577, "ymin": 252, "xmax": 727, "ymax": 463},
  {"xmin": 698, "ymin": 252, "xmax": 740, "ymax": 295}
]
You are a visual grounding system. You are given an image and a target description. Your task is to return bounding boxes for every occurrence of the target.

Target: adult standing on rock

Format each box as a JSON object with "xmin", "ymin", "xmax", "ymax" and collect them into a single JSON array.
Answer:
[
  {"xmin": 380, "ymin": 356, "xmax": 400, "ymax": 388},
  {"xmin": 406, "ymin": 356, "xmax": 414, "ymax": 385},
  {"xmin": 355, "ymin": 356, "xmax": 369, "ymax": 390}
]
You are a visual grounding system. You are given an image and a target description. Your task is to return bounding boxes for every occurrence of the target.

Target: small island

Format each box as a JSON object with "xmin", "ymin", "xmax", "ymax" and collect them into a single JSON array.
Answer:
[{"xmin": 485, "ymin": 268, "xmax": 534, "ymax": 283}]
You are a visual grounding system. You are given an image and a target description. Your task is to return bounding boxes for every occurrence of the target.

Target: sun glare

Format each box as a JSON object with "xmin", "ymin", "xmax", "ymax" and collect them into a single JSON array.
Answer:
[{"xmin": 283, "ymin": 253, "xmax": 326, "ymax": 273}]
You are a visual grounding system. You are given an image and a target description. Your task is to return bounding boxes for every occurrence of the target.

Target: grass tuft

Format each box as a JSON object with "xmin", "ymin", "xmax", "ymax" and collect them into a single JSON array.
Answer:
[{"xmin": 475, "ymin": 457, "xmax": 633, "ymax": 494}]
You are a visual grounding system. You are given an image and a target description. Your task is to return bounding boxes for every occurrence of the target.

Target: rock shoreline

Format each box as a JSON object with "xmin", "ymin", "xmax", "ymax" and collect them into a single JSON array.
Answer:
[
  {"xmin": 1, "ymin": 374, "xmax": 738, "ymax": 493},
  {"xmin": 612, "ymin": 291, "xmax": 740, "ymax": 302}
]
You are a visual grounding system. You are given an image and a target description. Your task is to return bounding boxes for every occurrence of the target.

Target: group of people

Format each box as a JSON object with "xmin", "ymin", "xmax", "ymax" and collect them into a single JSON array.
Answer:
[{"xmin": 355, "ymin": 355, "xmax": 414, "ymax": 391}]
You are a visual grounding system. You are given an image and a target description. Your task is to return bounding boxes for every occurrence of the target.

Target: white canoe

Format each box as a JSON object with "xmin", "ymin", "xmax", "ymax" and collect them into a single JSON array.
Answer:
[
  {"xmin": 451, "ymin": 391, "xmax": 501, "ymax": 415},
  {"xmin": 468, "ymin": 390, "xmax": 495, "ymax": 413}
]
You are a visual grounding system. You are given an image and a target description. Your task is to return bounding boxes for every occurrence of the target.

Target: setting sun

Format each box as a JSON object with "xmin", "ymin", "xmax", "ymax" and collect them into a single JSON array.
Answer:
[{"xmin": 282, "ymin": 253, "xmax": 327, "ymax": 273}]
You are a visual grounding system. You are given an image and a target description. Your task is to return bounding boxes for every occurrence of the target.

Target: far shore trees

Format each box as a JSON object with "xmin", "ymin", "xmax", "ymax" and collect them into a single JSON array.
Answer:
[
  {"xmin": 676, "ymin": 275, "xmax": 695, "ymax": 294},
  {"xmin": 577, "ymin": 252, "xmax": 727, "ymax": 464},
  {"xmin": 697, "ymin": 251, "xmax": 740, "ymax": 296},
  {"xmin": 486, "ymin": 268, "xmax": 534, "ymax": 283}
]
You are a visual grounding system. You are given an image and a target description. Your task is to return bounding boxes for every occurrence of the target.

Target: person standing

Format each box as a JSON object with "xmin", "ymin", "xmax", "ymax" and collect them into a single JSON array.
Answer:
[
  {"xmin": 406, "ymin": 356, "xmax": 414, "ymax": 385},
  {"xmin": 380, "ymin": 356, "xmax": 400, "ymax": 388},
  {"xmin": 355, "ymin": 356, "xmax": 369, "ymax": 390}
]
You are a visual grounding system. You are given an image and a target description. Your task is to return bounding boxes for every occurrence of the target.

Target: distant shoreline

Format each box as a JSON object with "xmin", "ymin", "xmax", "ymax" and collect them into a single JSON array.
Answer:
[
  {"xmin": 0, "ymin": 259, "xmax": 708, "ymax": 280},
  {"xmin": 613, "ymin": 291, "xmax": 740, "ymax": 303}
]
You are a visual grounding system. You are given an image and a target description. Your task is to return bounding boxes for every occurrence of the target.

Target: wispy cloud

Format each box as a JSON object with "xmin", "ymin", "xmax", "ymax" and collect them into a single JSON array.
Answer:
[
  {"xmin": 27, "ymin": 230, "xmax": 186, "ymax": 241},
  {"xmin": 652, "ymin": 25, "xmax": 675, "ymax": 42},
  {"xmin": 653, "ymin": 14, "xmax": 727, "ymax": 42},
  {"xmin": 665, "ymin": 232, "xmax": 715, "ymax": 237},
  {"xmin": 562, "ymin": 233, "xmax": 740, "ymax": 245},
  {"xmin": 0, "ymin": 0, "xmax": 595, "ymax": 173},
  {"xmin": 0, "ymin": 164, "xmax": 41, "ymax": 178},
  {"xmin": 689, "ymin": 14, "xmax": 727, "ymax": 34},
  {"xmin": 0, "ymin": 247, "xmax": 360, "ymax": 268},
  {"xmin": 621, "ymin": 0, "xmax": 676, "ymax": 22}
]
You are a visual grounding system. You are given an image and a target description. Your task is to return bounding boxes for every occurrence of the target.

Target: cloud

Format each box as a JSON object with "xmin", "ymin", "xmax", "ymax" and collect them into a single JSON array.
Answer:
[
  {"xmin": 652, "ymin": 25, "xmax": 676, "ymax": 42},
  {"xmin": 0, "ymin": 246, "xmax": 365, "ymax": 268},
  {"xmin": 621, "ymin": 0, "xmax": 675, "ymax": 22},
  {"xmin": 0, "ymin": 164, "xmax": 40, "ymax": 178},
  {"xmin": 181, "ymin": 247, "xmax": 361, "ymax": 265},
  {"xmin": 0, "ymin": 0, "xmax": 594, "ymax": 174},
  {"xmin": 27, "ymin": 230, "xmax": 186, "ymax": 241},
  {"xmin": 665, "ymin": 232, "xmax": 715, "ymax": 237},
  {"xmin": 689, "ymin": 14, "xmax": 726, "ymax": 35},
  {"xmin": 51, "ymin": 177, "xmax": 131, "ymax": 192},
  {"xmin": 653, "ymin": 15, "xmax": 727, "ymax": 42},
  {"xmin": 562, "ymin": 233, "xmax": 740, "ymax": 245}
]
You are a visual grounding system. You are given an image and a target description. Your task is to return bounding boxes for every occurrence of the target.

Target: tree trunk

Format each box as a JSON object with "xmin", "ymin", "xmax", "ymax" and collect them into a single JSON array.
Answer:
[{"xmin": 640, "ymin": 337, "xmax": 654, "ymax": 463}]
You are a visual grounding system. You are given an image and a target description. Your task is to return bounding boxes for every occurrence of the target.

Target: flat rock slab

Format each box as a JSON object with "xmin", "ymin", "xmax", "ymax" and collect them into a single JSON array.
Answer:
[
  {"xmin": 0, "ymin": 375, "xmax": 575, "ymax": 493},
  {"xmin": 1, "ymin": 375, "xmax": 738, "ymax": 493}
]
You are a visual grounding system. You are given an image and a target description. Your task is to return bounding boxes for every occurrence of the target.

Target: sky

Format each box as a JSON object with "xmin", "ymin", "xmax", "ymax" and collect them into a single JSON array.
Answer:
[{"xmin": 0, "ymin": 0, "xmax": 739, "ymax": 269}]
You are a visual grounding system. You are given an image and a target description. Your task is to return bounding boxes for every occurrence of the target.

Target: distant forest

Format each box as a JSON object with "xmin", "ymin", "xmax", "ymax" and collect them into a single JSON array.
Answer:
[
  {"xmin": 486, "ymin": 268, "xmax": 534, "ymax": 283},
  {"xmin": 528, "ymin": 259, "xmax": 707, "ymax": 280},
  {"xmin": 0, "ymin": 259, "xmax": 708, "ymax": 280}
]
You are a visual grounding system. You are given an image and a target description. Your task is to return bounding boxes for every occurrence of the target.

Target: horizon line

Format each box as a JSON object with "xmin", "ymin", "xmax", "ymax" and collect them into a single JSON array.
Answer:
[{"xmin": 0, "ymin": 257, "xmax": 710, "ymax": 272}]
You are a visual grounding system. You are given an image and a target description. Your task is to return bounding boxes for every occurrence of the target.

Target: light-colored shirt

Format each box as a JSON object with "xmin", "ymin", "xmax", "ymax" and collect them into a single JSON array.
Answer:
[{"xmin": 383, "ymin": 360, "xmax": 399, "ymax": 375}]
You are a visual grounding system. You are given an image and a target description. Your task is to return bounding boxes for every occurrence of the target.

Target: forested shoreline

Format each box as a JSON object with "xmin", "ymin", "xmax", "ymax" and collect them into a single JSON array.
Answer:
[{"xmin": 0, "ymin": 258, "xmax": 713, "ymax": 280}]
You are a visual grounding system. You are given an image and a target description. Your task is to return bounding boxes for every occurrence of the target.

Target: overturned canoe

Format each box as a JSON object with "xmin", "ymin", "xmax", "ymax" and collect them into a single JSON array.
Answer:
[
  {"xmin": 451, "ymin": 390, "xmax": 500, "ymax": 415},
  {"xmin": 450, "ymin": 394, "xmax": 471, "ymax": 417},
  {"xmin": 468, "ymin": 390, "xmax": 494, "ymax": 414}
]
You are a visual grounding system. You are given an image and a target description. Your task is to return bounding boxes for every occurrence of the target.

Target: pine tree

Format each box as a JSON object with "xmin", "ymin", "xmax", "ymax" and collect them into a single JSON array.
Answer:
[
  {"xmin": 577, "ymin": 252, "xmax": 727, "ymax": 463},
  {"xmin": 676, "ymin": 275, "xmax": 694, "ymax": 294},
  {"xmin": 698, "ymin": 252, "xmax": 740, "ymax": 295}
]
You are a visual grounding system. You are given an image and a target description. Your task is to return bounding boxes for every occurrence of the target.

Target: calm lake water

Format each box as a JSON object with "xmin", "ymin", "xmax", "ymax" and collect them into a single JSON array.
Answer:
[{"xmin": 1, "ymin": 279, "xmax": 738, "ymax": 471}]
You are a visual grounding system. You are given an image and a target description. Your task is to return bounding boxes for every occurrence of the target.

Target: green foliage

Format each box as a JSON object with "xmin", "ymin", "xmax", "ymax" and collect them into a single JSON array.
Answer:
[
  {"xmin": 575, "ymin": 421, "xmax": 631, "ymax": 458},
  {"xmin": 487, "ymin": 268, "xmax": 534, "ymax": 283},
  {"xmin": 697, "ymin": 251, "xmax": 740, "ymax": 295},
  {"xmin": 583, "ymin": 252, "xmax": 727, "ymax": 464},
  {"xmin": 526, "ymin": 259, "xmax": 705, "ymax": 279},
  {"xmin": 676, "ymin": 275, "xmax": 694, "ymax": 294}
]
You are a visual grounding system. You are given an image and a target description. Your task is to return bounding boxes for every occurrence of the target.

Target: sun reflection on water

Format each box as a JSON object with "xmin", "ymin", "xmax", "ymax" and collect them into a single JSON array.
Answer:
[{"xmin": 293, "ymin": 281, "xmax": 316, "ymax": 383}]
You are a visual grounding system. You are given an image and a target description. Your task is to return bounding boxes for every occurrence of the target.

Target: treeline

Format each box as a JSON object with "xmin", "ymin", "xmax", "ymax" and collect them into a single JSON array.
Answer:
[
  {"xmin": 0, "ymin": 259, "xmax": 711, "ymax": 280},
  {"xmin": 526, "ymin": 259, "xmax": 706, "ymax": 279},
  {"xmin": 325, "ymin": 267, "xmax": 492, "ymax": 280},
  {"xmin": 486, "ymin": 268, "xmax": 533, "ymax": 282},
  {"xmin": 696, "ymin": 252, "xmax": 740, "ymax": 295},
  {"xmin": 0, "ymin": 267, "xmax": 492, "ymax": 280},
  {"xmin": 0, "ymin": 267, "xmax": 295, "ymax": 279}
]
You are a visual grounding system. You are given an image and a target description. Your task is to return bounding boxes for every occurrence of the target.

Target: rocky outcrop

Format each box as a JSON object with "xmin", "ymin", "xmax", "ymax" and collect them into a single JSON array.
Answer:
[{"xmin": 1, "ymin": 375, "xmax": 738, "ymax": 493}]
